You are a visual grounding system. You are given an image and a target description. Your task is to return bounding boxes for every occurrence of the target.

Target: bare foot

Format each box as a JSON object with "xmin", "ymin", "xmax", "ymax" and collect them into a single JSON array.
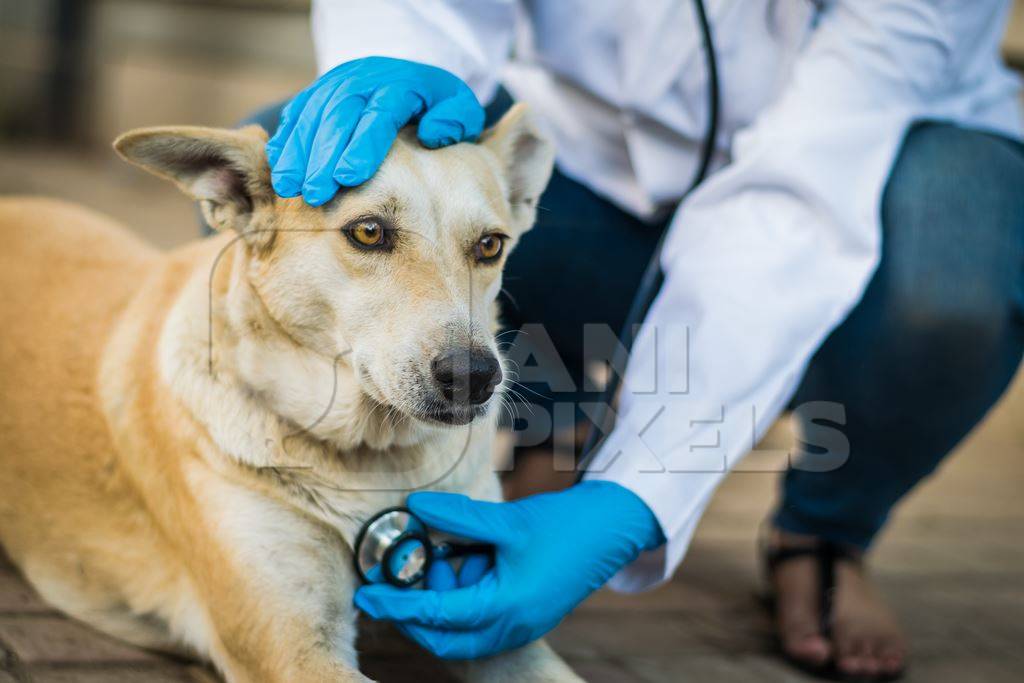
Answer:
[{"xmin": 769, "ymin": 530, "xmax": 907, "ymax": 679}]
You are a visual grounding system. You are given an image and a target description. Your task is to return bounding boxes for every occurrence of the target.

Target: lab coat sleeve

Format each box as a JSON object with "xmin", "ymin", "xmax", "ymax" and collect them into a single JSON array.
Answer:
[
  {"xmin": 583, "ymin": 0, "xmax": 1019, "ymax": 592},
  {"xmin": 310, "ymin": 0, "xmax": 517, "ymax": 103}
]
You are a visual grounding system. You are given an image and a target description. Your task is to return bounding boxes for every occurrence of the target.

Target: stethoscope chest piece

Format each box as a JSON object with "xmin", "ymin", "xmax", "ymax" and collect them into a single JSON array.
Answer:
[{"xmin": 354, "ymin": 507, "xmax": 433, "ymax": 587}]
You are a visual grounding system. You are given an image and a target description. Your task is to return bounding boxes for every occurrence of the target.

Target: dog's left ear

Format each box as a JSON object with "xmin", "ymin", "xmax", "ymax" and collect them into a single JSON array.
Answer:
[
  {"xmin": 480, "ymin": 103, "xmax": 555, "ymax": 233},
  {"xmin": 114, "ymin": 125, "xmax": 273, "ymax": 243}
]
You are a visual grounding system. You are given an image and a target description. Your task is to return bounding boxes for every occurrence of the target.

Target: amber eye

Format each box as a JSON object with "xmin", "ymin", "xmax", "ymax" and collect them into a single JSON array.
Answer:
[
  {"xmin": 474, "ymin": 234, "xmax": 505, "ymax": 263},
  {"xmin": 345, "ymin": 220, "xmax": 387, "ymax": 249}
]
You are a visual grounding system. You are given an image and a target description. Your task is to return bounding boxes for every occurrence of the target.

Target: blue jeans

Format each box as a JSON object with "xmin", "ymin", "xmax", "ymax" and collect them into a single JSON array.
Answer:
[
  {"xmin": 241, "ymin": 96, "xmax": 1024, "ymax": 550},
  {"xmin": 775, "ymin": 123, "xmax": 1024, "ymax": 548}
]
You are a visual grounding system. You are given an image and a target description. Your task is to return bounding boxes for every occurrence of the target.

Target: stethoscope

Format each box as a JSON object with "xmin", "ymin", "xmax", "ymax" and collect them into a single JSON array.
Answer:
[
  {"xmin": 354, "ymin": 0, "xmax": 720, "ymax": 589},
  {"xmin": 353, "ymin": 507, "xmax": 493, "ymax": 587}
]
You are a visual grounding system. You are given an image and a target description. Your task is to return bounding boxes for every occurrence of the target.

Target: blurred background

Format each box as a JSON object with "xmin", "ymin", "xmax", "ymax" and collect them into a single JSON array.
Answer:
[
  {"xmin": 1, "ymin": 2, "xmax": 1024, "ymax": 682},
  {"xmin": 0, "ymin": 0, "xmax": 316, "ymax": 248},
  {"xmin": 1, "ymin": 0, "xmax": 1023, "ymax": 248}
]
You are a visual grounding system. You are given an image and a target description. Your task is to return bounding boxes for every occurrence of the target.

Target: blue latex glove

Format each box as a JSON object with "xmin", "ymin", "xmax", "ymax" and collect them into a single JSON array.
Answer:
[
  {"xmin": 354, "ymin": 481, "xmax": 665, "ymax": 660},
  {"xmin": 266, "ymin": 56, "xmax": 484, "ymax": 206}
]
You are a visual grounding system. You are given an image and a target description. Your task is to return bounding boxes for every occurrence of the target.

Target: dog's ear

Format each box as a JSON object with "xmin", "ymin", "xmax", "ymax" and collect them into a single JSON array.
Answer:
[
  {"xmin": 114, "ymin": 125, "xmax": 274, "ymax": 243},
  {"xmin": 480, "ymin": 103, "xmax": 555, "ymax": 233}
]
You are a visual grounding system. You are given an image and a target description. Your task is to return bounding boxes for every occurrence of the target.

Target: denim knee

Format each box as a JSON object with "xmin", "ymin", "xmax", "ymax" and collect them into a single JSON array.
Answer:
[{"xmin": 876, "ymin": 122, "xmax": 1024, "ymax": 371}]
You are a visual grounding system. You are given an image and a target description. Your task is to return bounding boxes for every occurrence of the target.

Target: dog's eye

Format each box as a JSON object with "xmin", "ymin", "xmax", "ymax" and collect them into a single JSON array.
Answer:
[
  {"xmin": 345, "ymin": 220, "xmax": 387, "ymax": 250},
  {"xmin": 474, "ymin": 234, "xmax": 506, "ymax": 263}
]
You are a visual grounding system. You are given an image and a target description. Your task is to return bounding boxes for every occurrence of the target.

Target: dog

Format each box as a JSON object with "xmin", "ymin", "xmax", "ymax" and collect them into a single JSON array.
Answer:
[{"xmin": 0, "ymin": 103, "xmax": 584, "ymax": 682}]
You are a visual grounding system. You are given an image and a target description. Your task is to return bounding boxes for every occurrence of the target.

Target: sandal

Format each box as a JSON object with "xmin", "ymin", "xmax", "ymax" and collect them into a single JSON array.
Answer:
[{"xmin": 761, "ymin": 538, "xmax": 905, "ymax": 682}]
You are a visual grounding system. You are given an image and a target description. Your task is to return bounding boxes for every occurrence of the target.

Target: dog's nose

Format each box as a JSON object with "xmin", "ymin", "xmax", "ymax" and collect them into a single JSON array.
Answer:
[{"xmin": 431, "ymin": 349, "xmax": 502, "ymax": 405}]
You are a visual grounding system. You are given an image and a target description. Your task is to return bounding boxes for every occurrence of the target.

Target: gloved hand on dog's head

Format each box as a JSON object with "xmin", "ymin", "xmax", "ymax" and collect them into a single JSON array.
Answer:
[
  {"xmin": 266, "ymin": 56, "xmax": 484, "ymax": 206},
  {"xmin": 354, "ymin": 481, "xmax": 665, "ymax": 660}
]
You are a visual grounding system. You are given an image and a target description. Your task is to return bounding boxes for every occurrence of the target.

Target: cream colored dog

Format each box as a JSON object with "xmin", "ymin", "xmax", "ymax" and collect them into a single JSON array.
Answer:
[{"xmin": 0, "ymin": 105, "xmax": 584, "ymax": 682}]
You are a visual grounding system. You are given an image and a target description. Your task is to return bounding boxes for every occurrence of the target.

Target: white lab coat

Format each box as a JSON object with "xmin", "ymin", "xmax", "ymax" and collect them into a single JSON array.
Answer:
[{"xmin": 312, "ymin": 0, "xmax": 1024, "ymax": 592}]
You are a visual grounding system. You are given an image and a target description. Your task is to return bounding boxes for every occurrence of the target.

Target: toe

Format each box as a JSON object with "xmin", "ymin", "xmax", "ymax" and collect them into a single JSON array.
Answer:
[
  {"xmin": 784, "ymin": 632, "xmax": 832, "ymax": 668},
  {"xmin": 878, "ymin": 645, "xmax": 906, "ymax": 676},
  {"xmin": 837, "ymin": 654, "xmax": 864, "ymax": 676},
  {"xmin": 837, "ymin": 636, "xmax": 872, "ymax": 677},
  {"xmin": 862, "ymin": 655, "xmax": 883, "ymax": 678},
  {"xmin": 863, "ymin": 639, "xmax": 888, "ymax": 678}
]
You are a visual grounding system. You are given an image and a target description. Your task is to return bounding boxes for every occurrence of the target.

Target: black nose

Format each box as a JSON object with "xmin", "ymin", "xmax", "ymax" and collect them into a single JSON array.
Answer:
[{"xmin": 431, "ymin": 348, "xmax": 502, "ymax": 405}]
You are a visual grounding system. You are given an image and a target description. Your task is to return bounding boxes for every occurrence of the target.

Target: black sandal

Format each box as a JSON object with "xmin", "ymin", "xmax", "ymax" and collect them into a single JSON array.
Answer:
[{"xmin": 762, "ymin": 539, "xmax": 904, "ymax": 682}]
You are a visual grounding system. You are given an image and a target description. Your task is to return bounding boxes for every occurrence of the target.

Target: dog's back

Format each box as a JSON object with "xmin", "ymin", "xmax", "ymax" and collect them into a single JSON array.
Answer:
[
  {"xmin": 0, "ymin": 197, "xmax": 159, "ymax": 609},
  {"xmin": 0, "ymin": 197, "xmax": 156, "ymax": 381}
]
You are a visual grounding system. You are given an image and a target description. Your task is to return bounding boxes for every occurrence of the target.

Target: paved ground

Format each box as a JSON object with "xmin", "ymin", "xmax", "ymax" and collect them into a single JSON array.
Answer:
[{"xmin": 2, "ymin": 147, "xmax": 1023, "ymax": 682}]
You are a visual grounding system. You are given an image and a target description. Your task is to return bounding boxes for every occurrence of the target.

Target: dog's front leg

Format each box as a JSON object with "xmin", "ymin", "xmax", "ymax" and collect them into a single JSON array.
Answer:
[
  {"xmin": 183, "ymin": 475, "xmax": 372, "ymax": 683},
  {"xmin": 451, "ymin": 640, "xmax": 585, "ymax": 683},
  {"xmin": 202, "ymin": 588, "xmax": 370, "ymax": 683}
]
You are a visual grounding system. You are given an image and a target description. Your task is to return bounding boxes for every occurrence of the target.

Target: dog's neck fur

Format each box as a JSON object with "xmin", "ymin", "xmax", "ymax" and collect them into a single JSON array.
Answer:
[{"xmin": 145, "ymin": 236, "xmax": 498, "ymax": 536}]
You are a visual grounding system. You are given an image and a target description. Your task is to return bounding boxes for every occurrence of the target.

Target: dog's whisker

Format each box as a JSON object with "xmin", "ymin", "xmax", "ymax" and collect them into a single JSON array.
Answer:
[
  {"xmin": 499, "ymin": 397, "xmax": 516, "ymax": 426},
  {"xmin": 505, "ymin": 378, "xmax": 549, "ymax": 403},
  {"xmin": 500, "ymin": 386, "xmax": 537, "ymax": 417}
]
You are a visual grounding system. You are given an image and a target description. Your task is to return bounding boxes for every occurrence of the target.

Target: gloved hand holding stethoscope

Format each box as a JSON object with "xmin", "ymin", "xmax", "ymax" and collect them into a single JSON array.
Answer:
[{"xmin": 352, "ymin": 482, "xmax": 664, "ymax": 660}]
